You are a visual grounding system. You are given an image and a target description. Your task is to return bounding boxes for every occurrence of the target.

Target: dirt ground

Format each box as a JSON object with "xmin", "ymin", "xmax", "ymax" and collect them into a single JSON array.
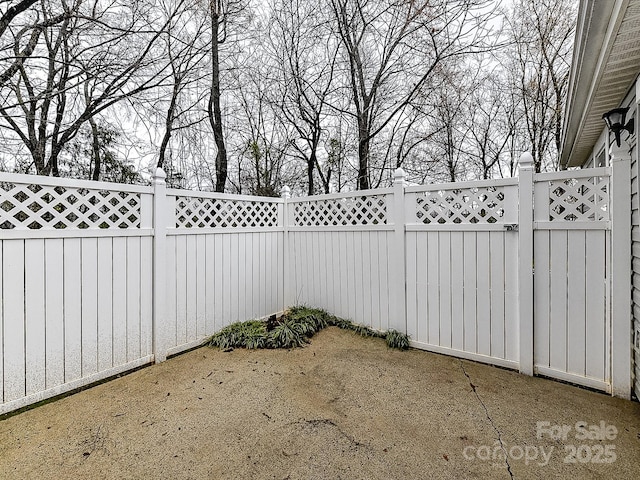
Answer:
[{"xmin": 1, "ymin": 327, "xmax": 639, "ymax": 479}]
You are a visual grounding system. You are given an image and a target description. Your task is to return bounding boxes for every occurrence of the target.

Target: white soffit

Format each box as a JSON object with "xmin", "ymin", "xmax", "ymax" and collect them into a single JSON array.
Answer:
[{"xmin": 561, "ymin": 0, "xmax": 640, "ymax": 168}]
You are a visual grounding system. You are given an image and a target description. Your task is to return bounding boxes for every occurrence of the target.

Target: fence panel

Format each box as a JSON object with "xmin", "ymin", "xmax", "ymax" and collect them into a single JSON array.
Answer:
[
  {"xmin": 405, "ymin": 180, "xmax": 520, "ymax": 369},
  {"xmin": 287, "ymin": 190, "xmax": 394, "ymax": 331},
  {"xmin": 0, "ymin": 173, "xmax": 154, "ymax": 415},
  {"xmin": 533, "ymin": 169, "xmax": 611, "ymax": 391},
  {"xmin": 165, "ymin": 191, "xmax": 284, "ymax": 355}
]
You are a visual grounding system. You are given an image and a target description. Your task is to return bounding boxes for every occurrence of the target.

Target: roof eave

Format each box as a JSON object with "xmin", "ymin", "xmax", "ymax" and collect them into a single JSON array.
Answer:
[{"xmin": 560, "ymin": 0, "xmax": 627, "ymax": 169}]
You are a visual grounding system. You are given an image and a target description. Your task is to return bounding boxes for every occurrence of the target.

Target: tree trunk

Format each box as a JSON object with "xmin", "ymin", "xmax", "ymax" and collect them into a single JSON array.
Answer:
[
  {"xmin": 90, "ymin": 117, "xmax": 102, "ymax": 181},
  {"xmin": 357, "ymin": 121, "xmax": 370, "ymax": 190},
  {"xmin": 158, "ymin": 81, "xmax": 179, "ymax": 170},
  {"xmin": 208, "ymin": 8, "xmax": 227, "ymax": 193},
  {"xmin": 49, "ymin": 145, "xmax": 61, "ymax": 177},
  {"xmin": 33, "ymin": 149, "xmax": 46, "ymax": 176},
  {"xmin": 308, "ymin": 150, "xmax": 316, "ymax": 195}
]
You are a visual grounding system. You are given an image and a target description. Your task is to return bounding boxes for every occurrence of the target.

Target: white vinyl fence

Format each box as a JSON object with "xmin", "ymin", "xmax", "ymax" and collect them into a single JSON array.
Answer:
[
  {"xmin": 0, "ymin": 153, "xmax": 635, "ymax": 414},
  {"xmin": 0, "ymin": 171, "xmax": 285, "ymax": 414},
  {"xmin": 0, "ymin": 174, "xmax": 155, "ymax": 413},
  {"xmin": 632, "ymin": 147, "xmax": 640, "ymax": 402},
  {"xmin": 285, "ymin": 188, "xmax": 397, "ymax": 332},
  {"xmin": 287, "ymin": 155, "xmax": 631, "ymax": 398}
]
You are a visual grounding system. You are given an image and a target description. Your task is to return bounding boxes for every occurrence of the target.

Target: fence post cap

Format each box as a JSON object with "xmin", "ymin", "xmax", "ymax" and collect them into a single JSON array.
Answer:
[
  {"xmin": 518, "ymin": 152, "xmax": 534, "ymax": 170},
  {"xmin": 152, "ymin": 167, "xmax": 167, "ymax": 184},
  {"xmin": 281, "ymin": 185, "xmax": 291, "ymax": 198},
  {"xmin": 393, "ymin": 167, "xmax": 406, "ymax": 182}
]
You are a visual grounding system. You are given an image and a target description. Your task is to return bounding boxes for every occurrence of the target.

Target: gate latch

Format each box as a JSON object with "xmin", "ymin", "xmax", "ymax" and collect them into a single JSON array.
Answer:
[{"xmin": 504, "ymin": 224, "xmax": 519, "ymax": 231}]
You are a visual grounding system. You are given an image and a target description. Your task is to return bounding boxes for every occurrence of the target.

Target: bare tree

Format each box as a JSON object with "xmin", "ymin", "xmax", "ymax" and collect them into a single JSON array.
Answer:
[
  {"xmin": 0, "ymin": 0, "xmax": 571, "ymax": 189},
  {"xmin": 507, "ymin": 0, "xmax": 576, "ymax": 172},
  {"xmin": 463, "ymin": 72, "xmax": 514, "ymax": 179},
  {"xmin": 205, "ymin": 0, "xmax": 247, "ymax": 192},
  {"xmin": 156, "ymin": 0, "xmax": 210, "ymax": 171},
  {"xmin": 330, "ymin": 0, "xmax": 497, "ymax": 189},
  {"xmin": 0, "ymin": 0, "xmax": 183, "ymax": 177},
  {"xmin": 0, "ymin": 0, "xmax": 37, "ymax": 37},
  {"xmin": 267, "ymin": 0, "xmax": 338, "ymax": 194},
  {"xmin": 0, "ymin": 0, "xmax": 61, "ymax": 87},
  {"xmin": 230, "ymin": 58, "xmax": 298, "ymax": 196}
]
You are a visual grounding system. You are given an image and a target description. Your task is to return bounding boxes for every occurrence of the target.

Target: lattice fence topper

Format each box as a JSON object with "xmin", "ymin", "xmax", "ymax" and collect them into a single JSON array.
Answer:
[
  {"xmin": 546, "ymin": 176, "xmax": 609, "ymax": 222},
  {"xmin": 175, "ymin": 196, "xmax": 280, "ymax": 228},
  {"xmin": 415, "ymin": 186, "xmax": 506, "ymax": 224},
  {"xmin": 293, "ymin": 195, "xmax": 388, "ymax": 226},
  {"xmin": 0, "ymin": 181, "xmax": 141, "ymax": 230}
]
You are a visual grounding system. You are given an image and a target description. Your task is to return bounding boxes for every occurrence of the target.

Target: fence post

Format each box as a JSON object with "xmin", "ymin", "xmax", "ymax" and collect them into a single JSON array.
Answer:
[
  {"xmin": 390, "ymin": 168, "xmax": 407, "ymax": 333},
  {"xmin": 518, "ymin": 152, "xmax": 535, "ymax": 376},
  {"xmin": 610, "ymin": 144, "xmax": 632, "ymax": 399},
  {"xmin": 281, "ymin": 186, "xmax": 292, "ymax": 311},
  {"xmin": 152, "ymin": 167, "xmax": 168, "ymax": 363}
]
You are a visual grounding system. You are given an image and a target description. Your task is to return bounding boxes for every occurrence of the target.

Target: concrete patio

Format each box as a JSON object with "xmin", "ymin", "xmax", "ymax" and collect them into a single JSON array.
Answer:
[{"xmin": 1, "ymin": 327, "xmax": 638, "ymax": 479}]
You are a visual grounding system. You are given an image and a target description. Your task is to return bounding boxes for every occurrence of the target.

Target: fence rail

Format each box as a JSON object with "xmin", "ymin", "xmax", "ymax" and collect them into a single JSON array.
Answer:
[{"xmin": 0, "ymin": 154, "xmax": 634, "ymax": 414}]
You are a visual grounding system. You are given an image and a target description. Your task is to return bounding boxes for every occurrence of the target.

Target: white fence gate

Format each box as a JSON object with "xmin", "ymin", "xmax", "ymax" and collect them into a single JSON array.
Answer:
[
  {"xmin": 404, "ymin": 179, "xmax": 520, "ymax": 369},
  {"xmin": 0, "ymin": 153, "xmax": 634, "ymax": 415},
  {"xmin": 532, "ymin": 169, "xmax": 611, "ymax": 391}
]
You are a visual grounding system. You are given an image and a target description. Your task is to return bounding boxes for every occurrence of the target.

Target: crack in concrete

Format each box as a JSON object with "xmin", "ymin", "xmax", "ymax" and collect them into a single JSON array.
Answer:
[
  {"xmin": 297, "ymin": 418, "xmax": 369, "ymax": 450},
  {"xmin": 460, "ymin": 360, "xmax": 514, "ymax": 480}
]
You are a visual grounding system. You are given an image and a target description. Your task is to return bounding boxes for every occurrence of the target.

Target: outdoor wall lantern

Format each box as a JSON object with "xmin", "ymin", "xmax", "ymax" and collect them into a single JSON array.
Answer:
[{"xmin": 602, "ymin": 107, "xmax": 634, "ymax": 147}]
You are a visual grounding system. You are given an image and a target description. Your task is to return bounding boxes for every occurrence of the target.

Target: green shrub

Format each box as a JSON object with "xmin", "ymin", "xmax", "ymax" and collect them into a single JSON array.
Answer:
[
  {"xmin": 207, "ymin": 320, "xmax": 267, "ymax": 349},
  {"xmin": 270, "ymin": 317, "xmax": 311, "ymax": 348},
  {"xmin": 385, "ymin": 329, "xmax": 410, "ymax": 350},
  {"xmin": 205, "ymin": 306, "xmax": 411, "ymax": 351}
]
